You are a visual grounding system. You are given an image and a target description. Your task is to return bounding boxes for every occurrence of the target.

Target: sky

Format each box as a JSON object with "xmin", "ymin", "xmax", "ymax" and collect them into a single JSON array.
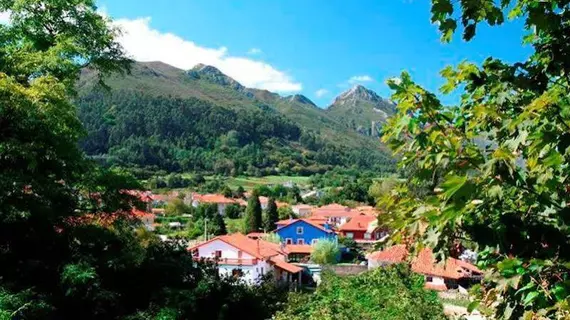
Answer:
[{"xmin": 96, "ymin": 0, "xmax": 532, "ymax": 107}]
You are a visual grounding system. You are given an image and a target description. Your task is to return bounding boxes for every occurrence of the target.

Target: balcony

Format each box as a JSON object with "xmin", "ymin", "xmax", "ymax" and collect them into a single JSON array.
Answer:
[{"xmin": 193, "ymin": 257, "xmax": 258, "ymax": 266}]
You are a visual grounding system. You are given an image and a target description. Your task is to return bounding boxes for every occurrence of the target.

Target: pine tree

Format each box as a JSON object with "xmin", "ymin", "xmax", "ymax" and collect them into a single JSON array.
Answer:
[
  {"xmin": 214, "ymin": 213, "xmax": 227, "ymax": 235},
  {"xmin": 264, "ymin": 198, "xmax": 279, "ymax": 231},
  {"xmin": 244, "ymin": 193, "xmax": 262, "ymax": 234}
]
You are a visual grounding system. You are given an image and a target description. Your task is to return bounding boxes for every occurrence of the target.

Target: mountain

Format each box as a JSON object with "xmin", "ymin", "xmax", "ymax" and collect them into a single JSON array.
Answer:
[
  {"xmin": 326, "ymin": 85, "xmax": 396, "ymax": 136},
  {"xmin": 76, "ymin": 61, "xmax": 396, "ymax": 176}
]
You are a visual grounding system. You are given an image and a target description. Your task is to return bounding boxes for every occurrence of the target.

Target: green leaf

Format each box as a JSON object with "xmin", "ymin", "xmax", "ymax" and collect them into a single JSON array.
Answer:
[
  {"xmin": 467, "ymin": 300, "xmax": 480, "ymax": 313},
  {"xmin": 523, "ymin": 291, "xmax": 540, "ymax": 306},
  {"xmin": 440, "ymin": 175, "xmax": 467, "ymax": 200}
]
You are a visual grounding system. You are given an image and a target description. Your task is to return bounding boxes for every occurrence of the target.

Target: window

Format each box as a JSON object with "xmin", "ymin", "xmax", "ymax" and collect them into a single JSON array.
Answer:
[
  {"xmin": 214, "ymin": 250, "xmax": 222, "ymax": 258},
  {"xmin": 364, "ymin": 232, "xmax": 372, "ymax": 240},
  {"xmin": 346, "ymin": 232, "xmax": 354, "ymax": 239},
  {"xmin": 311, "ymin": 239, "xmax": 318, "ymax": 245},
  {"xmin": 426, "ymin": 276, "xmax": 433, "ymax": 282},
  {"xmin": 296, "ymin": 226, "xmax": 304, "ymax": 234},
  {"xmin": 261, "ymin": 267, "xmax": 264, "ymax": 275},
  {"xmin": 286, "ymin": 238, "xmax": 293, "ymax": 244},
  {"xmin": 297, "ymin": 239, "xmax": 305, "ymax": 245},
  {"xmin": 237, "ymin": 250, "xmax": 243, "ymax": 258}
]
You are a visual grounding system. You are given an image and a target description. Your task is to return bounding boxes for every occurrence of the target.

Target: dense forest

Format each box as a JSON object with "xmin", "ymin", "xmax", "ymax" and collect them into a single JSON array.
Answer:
[{"xmin": 78, "ymin": 90, "xmax": 396, "ymax": 176}]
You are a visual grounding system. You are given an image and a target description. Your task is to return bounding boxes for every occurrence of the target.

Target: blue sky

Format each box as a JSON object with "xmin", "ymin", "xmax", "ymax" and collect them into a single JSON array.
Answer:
[{"xmin": 99, "ymin": 0, "xmax": 532, "ymax": 107}]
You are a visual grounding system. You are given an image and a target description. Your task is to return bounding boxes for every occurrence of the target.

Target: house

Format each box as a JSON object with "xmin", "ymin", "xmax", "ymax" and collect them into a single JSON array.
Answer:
[
  {"xmin": 292, "ymin": 204, "xmax": 314, "ymax": 217},
  {"xmin": 301, "ymin": 190, "xmax": 324, "ymax": 199},
  {"xmin": 275, "ymin": 219, "xmax": 336, "ymax": 246},
  {"xmin": 258, "ymin": 196, "xmax": 289, "ymax": 210},
  {"xmin": 338, "ymin": 215, "xmax": 387, "ymax": 243},
  {"xmin": 188, "ymin": 233, "xmax": 303, "ymax": 284},
  {"xmin": 132, "ymin": 209, "xmax": 156, "ymax": 231},
  {"xmin": 189, "ymin": 193, "xmax": 237, "ymax": 215},
  {"xmin": 355, "ymin": 205, "xmax": 379, "ymax": 217},
  {"xmin": 367, "ymin": 245, "xmax": 483, "ymax": 291},
  {"xmin": 311, "ymin": 203, "xmax": 364, "ymax": 227}
]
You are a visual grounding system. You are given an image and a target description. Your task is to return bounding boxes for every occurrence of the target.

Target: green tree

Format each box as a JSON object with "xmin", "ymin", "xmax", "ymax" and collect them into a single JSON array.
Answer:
[
  {"xmin": 310, "ymin": 239, "xmax": 340, "ymax": 265},
  {"xmin": 221, "ymin": 185, "xmax": 233, "ymax": 198},
  {"xmin": 275, "ymin": 265, "xmax": 445, "ymax": 320},
  {"xmin": 380, "ymin": 1, "xmax": 570, "ymax": 318},
  {"xmin": 213, "ymin": 213, "xmax": 227, "ymax": 236},
  {"xmin": 278, "ymin": 206, "xmax": 297, "ymax": 220},
  {"xmin": 235, "ymin": 185, "xmax": 246, "ymax": 198},
  {"xmin": 164, "ymin": 198, "xmax": 191, "ymax": 216},
  {"xmin": 225, "ymin": 203, "xmax": 242, "ymax": 219},
  {"xmin": 264, "ymin": 197, "xmax": 279, "ymax": 231},
  {"xmin": 244, "ymin": 193, "xmax": 262, "ymax": 234}
]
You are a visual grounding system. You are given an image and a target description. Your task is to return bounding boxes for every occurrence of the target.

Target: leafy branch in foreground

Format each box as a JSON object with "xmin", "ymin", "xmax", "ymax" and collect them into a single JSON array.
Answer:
[{"xmin": 380, "ymin": 0, "xmax": 570, "ymax": 318}]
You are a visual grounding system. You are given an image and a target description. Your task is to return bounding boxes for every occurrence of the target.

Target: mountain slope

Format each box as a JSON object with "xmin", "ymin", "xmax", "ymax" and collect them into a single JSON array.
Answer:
[
  {"xmin": 76, "ymin": 61, "xmax": 396, "ymax": 175},
  {"xmin": 326, "ymin": 85, "xmax": 396, "ymax": 136}
]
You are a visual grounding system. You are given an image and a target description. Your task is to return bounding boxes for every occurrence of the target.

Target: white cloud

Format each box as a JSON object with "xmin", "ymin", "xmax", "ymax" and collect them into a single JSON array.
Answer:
[
  {"xmin": 315, "ymin": 89, "xmax": 329, "ymax": 98},
  {"xmin": 113, "ymin": 17, "xmax": 301, "ymax": 92},
  {"xmin": 0, "ymin": 11, "xmax": 11, "ymax": 24},
  {"xmin": 348, "ymin": 75, "xmax": 374, "ymax": 84},
  {"xmin": 247, "ymin": 48, "xmax": 262, "ymax": 55}
]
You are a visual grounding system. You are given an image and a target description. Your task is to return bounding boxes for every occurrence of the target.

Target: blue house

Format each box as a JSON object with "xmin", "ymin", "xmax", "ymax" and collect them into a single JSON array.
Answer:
[{"xmin": 275, "ymin": 219, "xmax": 336, "ymax": 245}]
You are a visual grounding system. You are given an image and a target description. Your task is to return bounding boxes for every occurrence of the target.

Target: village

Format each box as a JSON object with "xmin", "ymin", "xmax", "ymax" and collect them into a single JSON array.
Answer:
[{"xmin": 127, "ymin": 186, "xmax": 484, "ymax": 313}]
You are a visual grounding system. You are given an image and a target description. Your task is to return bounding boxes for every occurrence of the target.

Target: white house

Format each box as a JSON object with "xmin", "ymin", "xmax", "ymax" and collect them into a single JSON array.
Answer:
[
  {"xmin": 188, "ymin": 233, "xmax": 302, "ymax": 284},
  {"xmin": 188, "ymin": 193, "xmax": 237, "ymax": 215},
  {"xmin": 292, "ymin": 204, "xmax": 314, "ymax": 217}
]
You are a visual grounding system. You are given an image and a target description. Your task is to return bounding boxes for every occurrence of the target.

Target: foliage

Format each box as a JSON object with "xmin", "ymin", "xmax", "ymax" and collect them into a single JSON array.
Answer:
[
  {"xmin": 0, "ymin": 1, "xmax": 289, "ymax": 319},
  {"xmin": 164, "ymin": 198, "xmax": 192, "ymax": 216},
  {"xmin": 264, "ymin": 197, "xmax": 279, "ymax": 231},
  {"xmin": 310, "ymin": 239, "xmax": 340, "ymax": 265},
  {"xmin": 380, "ymin": 0, "xmax": 570, "ymax": 318},
  {"xmin": 244, "ymin": 194, "xmax": 263, "ymax": 234},
  {"xmin": 275, "ymin": 265, "xmax": 445, "ymax": 320},
  {"xmin": 262, "ymin": 233, "xmax": 282, "ymax": 244},
  {"xmin": 224, "ymin": 203, "xmax": 243, "ymax": 219},
  {"xmin": 278, "ymin": 206, "xmax": 297, "ymax": 220},
  {"xmin": 213, "ymin": 213, "xmax": 227, "ymax": 236}
]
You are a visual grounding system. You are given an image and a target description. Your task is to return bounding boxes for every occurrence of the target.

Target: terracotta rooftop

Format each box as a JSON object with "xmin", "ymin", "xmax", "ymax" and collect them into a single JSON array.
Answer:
[
  {"xmin": 368, "ymin": 245, "xmax": 482, "ymax": 280},
  {"xmin": 285, "ymin": 244, "xmax": 313, "ymax": 254},
  {"xmin": 193, "ymin": 194, "xmax": 236, "ymax": 204},
  {"xmin": 338, "ymin": 215, "xmax": 377, "ymax": 232},
  {"xmin": 311, "ymin": 203, "xmax": 364, "ymax": 218}
]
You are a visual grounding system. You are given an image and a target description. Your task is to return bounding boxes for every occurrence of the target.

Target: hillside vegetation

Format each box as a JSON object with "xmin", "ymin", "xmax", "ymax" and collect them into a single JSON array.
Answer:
[{"xmin": 77, "ymin": 62, "xmax": 396, "ymax": 176}]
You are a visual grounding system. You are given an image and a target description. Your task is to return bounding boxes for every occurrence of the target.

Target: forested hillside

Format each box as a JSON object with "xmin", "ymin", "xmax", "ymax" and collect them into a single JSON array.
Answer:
[{"xmin": 77, "ymin": 62, "xmax": 396, "ymax": 175}]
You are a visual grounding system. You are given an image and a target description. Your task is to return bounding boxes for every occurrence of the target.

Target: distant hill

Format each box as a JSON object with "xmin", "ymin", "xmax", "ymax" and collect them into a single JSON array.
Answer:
[
  {"xmin": 76, "ymin": 61, "xmax": 396, "ymax": 176},
  {"xmin": 326, "ymin": 85, "xmax": 396, "ymax": 136}
]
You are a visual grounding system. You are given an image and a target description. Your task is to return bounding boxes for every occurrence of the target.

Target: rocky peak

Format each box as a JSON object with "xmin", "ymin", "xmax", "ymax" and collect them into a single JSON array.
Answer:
[
  {"xmin": 286, "ymin": 94, "xmax": 317, "ymax": 107},
  {"xmin": 334, "ymin": 85, "xmax": 383, "ymax": 105},
  {"xmin": 187, "ymin": 64, "xmax": 245, "ymax": 91}
]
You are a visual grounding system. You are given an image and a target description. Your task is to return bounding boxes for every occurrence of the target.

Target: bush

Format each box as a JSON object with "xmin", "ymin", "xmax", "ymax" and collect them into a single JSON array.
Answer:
[
  {"xmin": 225, "ymin": 204, "xmax": 243, "ymax": 219},
  {"xmin": 310, "ymin": 239, "xmax": 340, "ymax": 265},
  {"xmin": 275, "ymin": 264, "xmax": 446, "ymax": 320}
]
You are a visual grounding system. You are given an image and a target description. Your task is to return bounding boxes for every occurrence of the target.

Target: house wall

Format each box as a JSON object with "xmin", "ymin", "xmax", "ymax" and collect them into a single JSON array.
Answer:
[
  {"xmin": 276, "ymin": 220, "xmax": 336, "ymax": 245},
  {"xmin": 426, "ymin": 276, "xmax": 445, "ymax": 285},
  {"xmin": 217, "ymin": 203, "xmax": 227, "ymax": 215},
  {"xmin": 292, "ymin": 207, "xmax": 312, "ymax": 217},
  {"xmin": 341, "ymin": 229, "xmax": 382, "ymax": 240}
]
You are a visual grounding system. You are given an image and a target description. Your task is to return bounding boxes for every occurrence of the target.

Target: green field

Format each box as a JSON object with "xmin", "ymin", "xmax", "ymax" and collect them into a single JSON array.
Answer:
[{"xmin": 215, "ymin": 175, "xmax": 311, "ymax": 190}]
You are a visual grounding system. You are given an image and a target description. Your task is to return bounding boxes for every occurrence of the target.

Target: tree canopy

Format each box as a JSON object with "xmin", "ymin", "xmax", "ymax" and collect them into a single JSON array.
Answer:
[{"xmin": 381, "ymin": 0, "xmax": 570, "ymax": 318}]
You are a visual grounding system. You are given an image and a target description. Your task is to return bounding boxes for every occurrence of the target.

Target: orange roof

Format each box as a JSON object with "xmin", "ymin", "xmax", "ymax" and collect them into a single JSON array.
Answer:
[
  {"xmin": 189, "ymin": 233, "xmax": 284, "ymax": 260},
  {"xmin": 338, "ymin": 215, "xmax": 376, "ymax": 232},
  {"xmin": 193, "ymin": 194, "xmax": 236, "ymax": 204},
  {"xmin": 269, "ymin": 257, "xmax": 303, "ymax": 273},
  {"xmin": 258, "ymin": 196, "xmax": 289, "ymax": 208},
  {"xmin": 285, "ymin": 244, "xmax": 313, "ymax": 254},
  {"xmin": 311, "ymin": 203, "xmax": 363, "ymax": 218},
  {"xmin": 367, "ymin": 245, "xmax": 409, "ymax": 263},
  {"xmin": 275, "ymin": 219, "xmax": 333, "ymax": 234},
  {"xmin": 368, "ymin": 245, "xmax": 482, "ymax": 280}
]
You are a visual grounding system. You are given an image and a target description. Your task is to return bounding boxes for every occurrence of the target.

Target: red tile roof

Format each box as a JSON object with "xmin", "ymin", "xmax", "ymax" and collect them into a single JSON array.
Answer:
[
  {"xmin": 193, "ymin": 194, "xmax": 236, "ymax": 204},
  {"xmin": 338, "ymin": 215, "xmax": 377, "ymax": 232},
  {"xmin": 188, "ymin": 233, "xmax": 302, "ymax": 274},
  {"xmin": 368, "ymin": 245, "xmax": 482, "ymax": 280},
  {"xmin": 311, "ymin": 203, "xmax": 363, "ymax": 218},
  {"xmin": 285, "ymin": 244, "xmax": 313, "ymax": 254},
  {"xmin": 270, "ymin": 257, "xmax": 303, "ymax": 273}
]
